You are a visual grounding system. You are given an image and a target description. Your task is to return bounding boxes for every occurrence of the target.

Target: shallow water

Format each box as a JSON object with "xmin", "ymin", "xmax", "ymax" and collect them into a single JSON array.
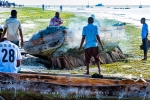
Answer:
[{"xmin": 60, "ymin": 6, "xmax": 150, "ymax": 29}]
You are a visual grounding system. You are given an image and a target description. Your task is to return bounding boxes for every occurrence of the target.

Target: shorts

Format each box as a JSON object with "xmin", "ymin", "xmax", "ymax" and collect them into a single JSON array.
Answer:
[
  {"xmin": 85, "ymin": 47, "xmax": 100, "ymax": 63},
  {"xmin": 142, "ymin": 38, "xmax": 148, "ymax": 53},
  {"xmin": 11, "ymin": 41, "xmax": 19, "ymax": 47}
]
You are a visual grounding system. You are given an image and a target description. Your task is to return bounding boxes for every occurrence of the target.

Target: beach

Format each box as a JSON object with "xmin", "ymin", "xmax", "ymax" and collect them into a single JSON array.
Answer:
[{"xmin": 0, "ymin": 6, "xmax": 150, "ymax": 79}]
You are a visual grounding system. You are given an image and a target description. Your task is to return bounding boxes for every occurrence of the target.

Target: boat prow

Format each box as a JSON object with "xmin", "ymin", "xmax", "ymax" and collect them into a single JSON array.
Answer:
[{"xmin": 23, "ymin": 26, "xmax": 66, "ymax": 56}]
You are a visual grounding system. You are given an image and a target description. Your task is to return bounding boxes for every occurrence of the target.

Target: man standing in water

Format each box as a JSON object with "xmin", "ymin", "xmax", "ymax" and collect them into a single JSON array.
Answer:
[
  {"xmin": 141, "ymin": 18, "xmax": 149, "ymax": 60},
  {"xmin": 1, "ymin": 10, "xmax": 24, "ymax": 47},
  {"xmin": 60, "ymin": 5, "xmax": 63, "ymax": 12},
  {"xmin": 78, "ymin": 17, "xmax": 104, "ymax": 75},
  {"xmin": 42, "ymin": 4, "xmax": 45, "ymax": 11},
  {"xmin": 49, "ymin": 12, "xmax": 63, "ymax": 26}
]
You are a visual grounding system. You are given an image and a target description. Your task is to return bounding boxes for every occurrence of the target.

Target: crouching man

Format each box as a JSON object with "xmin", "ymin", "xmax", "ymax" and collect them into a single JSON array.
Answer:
[
  {"xmin": 0, "ymin": 38, "xmax": 22, "ymax": 73},
  {"xmin": 78, "ymin": 17, "xmax": 104, "ymax": 75}
]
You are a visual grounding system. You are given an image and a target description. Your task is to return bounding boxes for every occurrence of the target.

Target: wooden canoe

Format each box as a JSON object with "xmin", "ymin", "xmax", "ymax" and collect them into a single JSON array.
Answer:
[
  {"xmin": 23, "ymin": 30, "xmax": 66, "ymax": 56},
  {"xmin": 0, "ymin": 72, "xmax": 149, "ymax": 99}
]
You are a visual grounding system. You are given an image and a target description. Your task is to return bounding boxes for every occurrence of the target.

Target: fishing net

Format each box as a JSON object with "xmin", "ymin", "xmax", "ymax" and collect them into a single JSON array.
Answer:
[{"xmin": 29, "ymin": 26, "xmax": 67, "ymax": 41}]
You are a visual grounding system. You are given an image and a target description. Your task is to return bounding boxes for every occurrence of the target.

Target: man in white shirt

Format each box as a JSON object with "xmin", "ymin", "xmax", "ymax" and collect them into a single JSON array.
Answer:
[
  {"xmin": 78, "ymin": 17, "xmax": 104, "ymax": 75},
  {"xmin": 1, "ymin": 10, "xmax": 24, "ymax": 47},
  {"xmin": 141, "ymin": 17, "xmax": 149, "ymax": 60},
  {"xmin": 0, "ymin": 38, "xmax": 22, "ymax": 73}
]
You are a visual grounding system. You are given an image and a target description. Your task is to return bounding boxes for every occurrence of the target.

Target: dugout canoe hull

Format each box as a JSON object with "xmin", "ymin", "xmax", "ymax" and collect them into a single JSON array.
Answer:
[
  {"xmin": 23, "ymin": 30, "xmax": 66, "ymax": 56},
  {"xmin": 0, "ymin": 72, "xmax": 150, "ymax": 99}
]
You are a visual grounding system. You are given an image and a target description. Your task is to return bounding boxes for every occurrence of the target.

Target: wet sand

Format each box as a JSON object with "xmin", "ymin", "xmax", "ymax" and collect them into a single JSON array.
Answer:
[{"xmin": 0, "ymin": 7, "xmax": 11, "ymax": 12}]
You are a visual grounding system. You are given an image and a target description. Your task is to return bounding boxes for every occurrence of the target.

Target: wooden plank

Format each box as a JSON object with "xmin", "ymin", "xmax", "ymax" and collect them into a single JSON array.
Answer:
[{"xmin": 18, "ymin": 71, "xmax": 150, "ymax": 82}]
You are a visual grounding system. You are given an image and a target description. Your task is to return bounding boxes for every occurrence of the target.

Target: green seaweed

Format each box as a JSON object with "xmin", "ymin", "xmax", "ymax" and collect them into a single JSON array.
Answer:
[
  {"xmin": 96, "ymin": 23, "xmax": 150, "ymax": 79},
  {"xmin": 0, "ymin": 7, "xmax": 75, "ymax": 36},
  {"xmin": 0, "ymin": 91, "xmax": 140, "ymax": 100}
]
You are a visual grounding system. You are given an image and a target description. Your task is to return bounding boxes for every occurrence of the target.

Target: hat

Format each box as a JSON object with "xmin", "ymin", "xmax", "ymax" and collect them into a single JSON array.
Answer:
[{"xmin": 91, "ymin": 14, "xmax": 95, "ymax": 19}]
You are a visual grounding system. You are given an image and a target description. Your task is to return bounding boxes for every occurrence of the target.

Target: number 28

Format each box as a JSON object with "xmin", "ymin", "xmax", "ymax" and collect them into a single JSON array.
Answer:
[{"xmin": 2, "ymin": 49, "xmax": 15, "ymax": 62}]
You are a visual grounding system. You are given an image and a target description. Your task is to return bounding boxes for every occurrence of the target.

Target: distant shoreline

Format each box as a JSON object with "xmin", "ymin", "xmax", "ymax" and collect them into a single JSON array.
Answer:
[
  {"xmin": 0, "ymin": 7, "xmax": 11, "ymax": 12},
  {"xmin": 24, "ymin": 5, "xmax": 150, "ymax": 8}
]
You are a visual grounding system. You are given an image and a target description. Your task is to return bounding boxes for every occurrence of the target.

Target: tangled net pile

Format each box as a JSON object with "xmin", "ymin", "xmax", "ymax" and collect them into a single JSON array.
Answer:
[{"xmin": 29, "ymin": 26, "xmax": 67, "ymax": 41}]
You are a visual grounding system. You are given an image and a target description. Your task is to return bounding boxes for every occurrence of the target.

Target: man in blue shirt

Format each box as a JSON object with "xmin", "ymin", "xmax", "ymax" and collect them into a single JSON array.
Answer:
[
  {"xmin": 42, "ymin": 4, "xmax": 45, "ymax": 11},
  {"xmin": 60, "ymin": 5, "xmax": 62, "ymax": 12},
  {"xmin": 141, "ymin": 18, "xmax": 149, "ymax": 60},
  {"xmin": 78, "ymin": 17, "xmax": 104, "ymax": 75}
]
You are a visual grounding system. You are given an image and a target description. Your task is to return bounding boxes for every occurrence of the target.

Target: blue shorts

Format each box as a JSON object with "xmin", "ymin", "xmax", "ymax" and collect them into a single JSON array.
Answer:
[{"xmin": 142, "ymin": 38, "xmax": 148, "ymax": 52}]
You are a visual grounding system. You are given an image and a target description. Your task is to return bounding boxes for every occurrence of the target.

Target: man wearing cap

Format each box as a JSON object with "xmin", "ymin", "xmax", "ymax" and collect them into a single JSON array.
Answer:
[{"xmin": 91, "ymin": 14, "xmax": 100, "ymax": 27}]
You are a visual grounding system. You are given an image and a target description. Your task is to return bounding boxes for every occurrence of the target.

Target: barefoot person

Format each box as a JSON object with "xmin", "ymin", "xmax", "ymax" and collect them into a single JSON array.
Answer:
[
  {"xmin": 1, "ymin": 10, "xmax": 24, "ymax": 47},
  {"xmin": 78, "ymin": 17, "xmax": 104, "ymax": 75},
  {"xmin": 0, "ymin": 38, "xmax": 22, "ymax": 73},
  {"xmin": 141, "ymin": 18, "xmax": 149, "ymax": 60},
  {"xmin": 49, "ymin": 12, "xmax": 63, "ymax": 26}
]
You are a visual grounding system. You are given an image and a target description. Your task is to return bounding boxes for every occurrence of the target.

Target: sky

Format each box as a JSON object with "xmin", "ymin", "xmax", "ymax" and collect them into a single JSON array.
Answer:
[{"xmin": 7, "ymin": 0, "xmax": 150, "ymax": 5}]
